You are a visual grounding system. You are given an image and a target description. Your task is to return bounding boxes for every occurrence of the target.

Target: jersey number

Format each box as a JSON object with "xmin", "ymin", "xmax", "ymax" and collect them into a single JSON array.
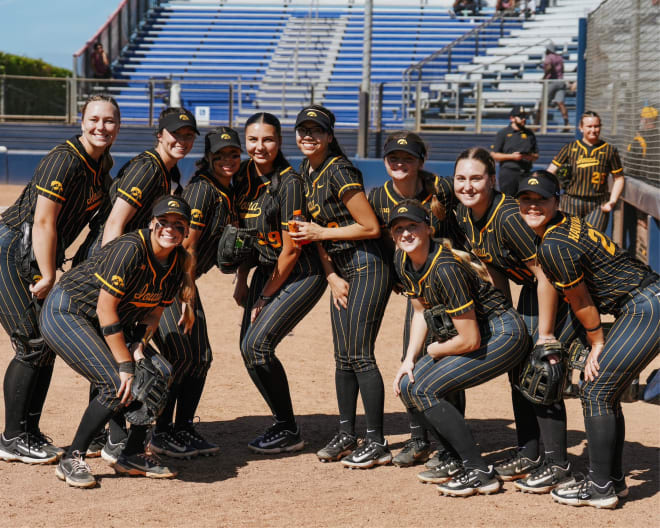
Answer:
[
  {"xmin": 588, "ymin": 228, "xmax": 615, "ymax": 256},
  {"xmin": 591, "ymin": 171, "xmax": 605, "ymax": 185},
  {"xmin": 257, "ymin": 231, "xmax": 282, "ymax": 249}
]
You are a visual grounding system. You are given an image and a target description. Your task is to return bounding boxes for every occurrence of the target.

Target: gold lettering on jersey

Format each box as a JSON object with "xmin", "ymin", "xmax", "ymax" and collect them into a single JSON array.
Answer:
[
  {"xmin": 473, "ymin": 247, "xmax": 493, "ymax": 263},
  {"xmin": 87, "ymin": 189, "xmax": 104, "ymax": 207},
  {"xmin": 132, "ymin": 283, "xmax": 162, "ymax": 303},
  {"xmin": 191, "ymin": 209, "xmax": 203, "ymax": 221},
  {"xmin": 257, "ymin": 231, "xmax": 282, "ymax": 249},
  {"xmin": 240, "ymin": 202, "xmax": 262, "ymax": 219},
  {"xmin": 590, "ymin": 171, "xmax": 605, "ymax": 185},
  {"xmin": 576, "ymin": 156, "xmax": 599, "ymax": 169},
  {"xmin": 382, "ymin": 207, "xmax": 390, "ymax": 214},
  {"xmin": 308, "ymin": 202, "xmax": 321, "ymax": 218},
  {"xmin": 50, "ymin": 180, "xmax": 63, "ymax": 193},
  {"xmin": 568, "ymin": 217, "xmax": 581, "ymax": 242},
  {"xmin": 588, "ymin": 228, "xmax": 616, "ymax": 255}
]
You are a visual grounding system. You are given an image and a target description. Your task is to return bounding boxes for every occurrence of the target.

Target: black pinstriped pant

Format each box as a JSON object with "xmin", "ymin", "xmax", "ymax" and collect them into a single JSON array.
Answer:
[
  {"xmin": 560, "ymin": 194, "xmax": 608, "ymax": 232},
  {"xmin": 39, "ymin": 285, "xmax": 124, "ymax": 412},
  {"xmin": 0, "ymin": 223, "xmax": 54, "ymax": 367},
  {"xmin": 240, "ymin": 263, "xmax": 327, "ymax": 367},
  {"xmin": 154, "ymin": 293, "xmax": 211, "ymax": 382},
  {"xmin": 399, "ymin": 309, "xmax": 529, "ymax": 411},
  {"xmin": 329, "ymin": 244, "xmax": 392, "ymax": 372},
  {"xmin": 581, "ymin": 281, "xmax": 660, "ymax": 417}
]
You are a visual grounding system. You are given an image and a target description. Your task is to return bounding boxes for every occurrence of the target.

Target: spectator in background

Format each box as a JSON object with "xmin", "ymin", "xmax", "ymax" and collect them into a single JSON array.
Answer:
[
  {"xmin": 627, "ymin": 105, "xmax": 659, "ymax": 187},
  {"xmin": 496, "ymin": 0, "xmax": 517, "ymax": 15},
  {"xmin": 536, "ymin": 42, "xmax": 569, "ymax": 131},
  {"xmin": 451, "ymin": 0, "xmax": 479, "ymax": 16},
  {"xmin": 91, "ymin": 42, "xmax": 111, "ymax": 79},
  {"xmin": 491, "ymin": 106, "xmax": 539, "ymax": 195}
]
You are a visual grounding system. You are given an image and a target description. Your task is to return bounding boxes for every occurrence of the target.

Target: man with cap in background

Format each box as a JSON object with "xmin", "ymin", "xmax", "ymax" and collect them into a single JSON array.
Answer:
[
  {"xmin": 536, "ymin": 42, "xmax": 569, "ymax": 131},
  {"xmin": 491, "ymin": 105, "xmax": 539, "ymax": 195}
]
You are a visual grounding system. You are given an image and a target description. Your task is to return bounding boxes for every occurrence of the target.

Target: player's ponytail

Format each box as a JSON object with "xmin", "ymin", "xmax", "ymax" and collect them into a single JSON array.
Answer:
[
  {"xmin": 439, "ymin": 238, "xmax": 491, "ymax": 283},
  {"xmin": 177, "ymin": 246, "xmax": 196, "ymax": 328},
  {"xmin": 419, "ymin": 169, "xmax": 447, "ymax": 222}
]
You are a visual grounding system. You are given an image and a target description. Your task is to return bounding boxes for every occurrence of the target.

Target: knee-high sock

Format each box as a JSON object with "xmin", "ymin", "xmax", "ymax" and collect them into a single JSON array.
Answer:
[
  {"xmin": 424, "ymin": 399, "xmax": 487, "ymax": 471},
  {"xmin": 356, "ymin": 368, "xmax": 385, "ymax": 443},
  {"xmin": 3, "ymin": 358, "xmax": 39, "ymax": 437},
  {"xmin": 155, "ymin": 383, "xmax": 180, "ymax": 433},
  {"xmin": 123, "ymin": 424, "xmax": 149, "ymax": 456},
  {"xmin": 67, "ymin": 399, "xmax": 114, "ymax": 457},
  {"xmin": 175, "ymin": 373, "xmax": 208, "ymax": 428},
  {"xmin": 335, "ymin": 369, "xmax": 359, "ymax": 435},
  {"xmin": 611, "ymin": 412, "xmax": 625, "ymax": 479},
  {"xmin": 248, "ymin": 358, "xmax": 295, "ymax": 429},
  {"xmin": 585, "ymin": 414, "xmax": 617, "ymax": 486},
  {"xmin": 26, "ymin": 363, "xmax": 54, "ymax": 433},
  {"xmin": 446, "ymin": 389, "xmax": 466, "ymax": 417},
  {"xmin": 534, "ymin": 400, "xmax": 568, "ymax": 464},
  {"xmin": 511, "ymin": 388, "xmax": 540, "ymax": 458},
  {"xmin": 406, "ymin": 407, "xmax": 428, "ymax": 441}
]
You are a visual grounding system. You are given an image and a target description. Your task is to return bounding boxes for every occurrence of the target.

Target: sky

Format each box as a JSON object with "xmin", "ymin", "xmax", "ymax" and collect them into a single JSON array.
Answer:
[{"xmin": 0, "ymin": 0, "xmax": 121, "ymax": 70}]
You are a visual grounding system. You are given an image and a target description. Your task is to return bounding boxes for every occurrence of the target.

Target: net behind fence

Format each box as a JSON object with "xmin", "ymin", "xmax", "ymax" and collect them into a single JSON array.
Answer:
[{"xmin": 585, "ymin": 0, "xmax": 659, "ymax": 188}]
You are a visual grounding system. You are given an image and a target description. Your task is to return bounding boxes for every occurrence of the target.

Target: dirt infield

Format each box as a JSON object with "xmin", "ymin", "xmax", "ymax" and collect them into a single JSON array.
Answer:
[{"xmin": 0, "ymin": 184, "xmax": 658, "ymax": 528}]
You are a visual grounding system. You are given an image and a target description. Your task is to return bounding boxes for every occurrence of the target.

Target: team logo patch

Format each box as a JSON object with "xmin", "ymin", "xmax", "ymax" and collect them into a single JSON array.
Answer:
[
  {"xmin": 528, "ymin": 178, "xmax": 539, "ymax": 185},
  {"xmin": 179, "ymin": 114, "xmax": 190, "ymax": 121},
  {"xmin": 50, "ymin": 180, "xmax": 63, "ymax": 193},
  {"xmin": 221, "ymin": 133, "xmax": 231, "ymax": 140},
  {"xmin": 191, "ymin": 208, "xmax": 203, "ymax": 221},
  {"xmin": 168, "ymin": 200, "xmax": 180, "ymax": 208},
  {"xmin": 306, "ymin": 111, "xmax": 317, "ymax": 117},
  {"xmin": 397, "ymin": 139, "xmax": 408, "ymax": 145},
  {"xmin": 521, "ymin": 133, "xmax": 527, "ymax": 139},
  {"xmin": 397, "ymin": 206, "xmax": 408, "ymax": 213},
  {"xmin": 111, "ymin": 275, "xmax": 124, "ymax": 289},
  {"xmin": 130, "ymin": 187, "xmax": 142, "ymax": 200}
]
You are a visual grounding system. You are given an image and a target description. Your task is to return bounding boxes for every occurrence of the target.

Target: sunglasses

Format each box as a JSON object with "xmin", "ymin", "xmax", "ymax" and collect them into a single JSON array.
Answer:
[{"xmin": 154, "ymin": 219, "xmax": 186, "ymax": 235}]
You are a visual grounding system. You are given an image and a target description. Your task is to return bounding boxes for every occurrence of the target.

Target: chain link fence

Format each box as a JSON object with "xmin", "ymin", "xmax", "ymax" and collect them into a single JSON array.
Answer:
[{"xmin": 585, "ymin": 0, "xmax": 659, "ymax": 188}]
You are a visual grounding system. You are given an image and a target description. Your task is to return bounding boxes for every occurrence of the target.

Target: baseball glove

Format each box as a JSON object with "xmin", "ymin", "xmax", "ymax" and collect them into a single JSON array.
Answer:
[
  {"xmin": 567, "ymin": 339, "xmax": 589, "ymax": 372},
  {"xmin": 519, "ymin": 341, "xmax": 568, "ymax": 405},
  {"xmin": 124, "ymin": 347, "xmax": 173, "ymax": 426},
  {"xmin": 556, "ymin": 164, "xmax": 572, "ymax": 191},
  {"xmin": 423, "ymin": 305, "xmax": 458, "ymax": 343},
  {"xmin": 216, "ymin": 225, "xmax": 257, "ymax": 273}
]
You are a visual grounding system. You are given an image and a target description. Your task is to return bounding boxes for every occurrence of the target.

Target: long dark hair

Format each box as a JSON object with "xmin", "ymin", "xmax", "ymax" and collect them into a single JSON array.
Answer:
[
  {"xmin": 245, "ymin": 112, "xmax": 295, "ymax": 220},
  {"xmin": 303, "ymin": 104, "xmax": 347, "ymax": 159},
  {"xmin": 81, "ymin": 94, "xmax": 120, "ymax": 174}
]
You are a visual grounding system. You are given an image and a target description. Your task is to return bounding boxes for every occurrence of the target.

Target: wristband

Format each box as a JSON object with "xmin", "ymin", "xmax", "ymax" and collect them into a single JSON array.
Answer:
[
  {"xmin": 259, "ymin": 294, "xmax": 274, "ymax": 303},
  {"xmin": 118, "ymin": 361, "xmax": 135, "ymax": 374},
  {"xmin": 101, "ymin": 322, "xmax": 123, "ymax": 336},
  {"xmin": 585, "ymin": 322, "xmax": 602, "ymax": 333}
]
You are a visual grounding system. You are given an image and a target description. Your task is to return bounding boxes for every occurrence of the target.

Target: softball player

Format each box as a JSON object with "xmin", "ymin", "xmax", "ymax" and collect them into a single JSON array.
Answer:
[
  {"xmin": 290, "ymin": 105, "xmax": 392, "ymax": 469},
  {"xmin": 368, "ymin": 130, "xmax": 466, "ymax": 468},
  {"xmin": 149, "ymin": 127, "xmax": 240, "ymax": 458},
  {"xmin": 547, "ymin": 111, "xmax": 624, "ymax": 232},
  {"xmin": 452, "ymin": 147, "xmax": 581, "ymax": 493},
  {"xmin": 38, "ymin": 195, "xmax": 194, "ymax": 488},
  {"xmin": 517, "ymin": 171, "xmax": 659, "ymax": 509},
  {"xmin": 233, "ymin": 112, "xmax": 326, "ymax": 453},
  {"xmin": 0, "ymin": 95, "xmax": 119, "ymax": 465},
  {"xmin": 390, "ymin": 199, "xmax": 530, "ymax": 497}
]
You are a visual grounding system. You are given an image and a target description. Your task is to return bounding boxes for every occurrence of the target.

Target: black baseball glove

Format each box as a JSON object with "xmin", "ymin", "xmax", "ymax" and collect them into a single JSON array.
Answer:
[
  {"xmin": 423, "ymin": 305, "xmax": 458, "ymax": 343},
  {"xmin": 567, "ymin": 339, "xmax": 589, "ymax": 372},
  {"xmin": 519, "ymin": 341, "xmax": 568, "ymax": 405},
  {"xmin": 556, "ymin": 164, "xmax": 572, "ymax": 191},
  {"xmin": 216, "ymin": 225, "xmax": 257, "ymax": 273},
  {"xmin": 124, "ymin": 347, "xmax": 173, "ymax": 426}
]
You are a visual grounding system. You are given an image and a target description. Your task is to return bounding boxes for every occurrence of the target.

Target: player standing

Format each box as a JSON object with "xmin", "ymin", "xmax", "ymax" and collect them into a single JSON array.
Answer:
[
  {"xmin": 290, "ymin": 105, "xmax": 392, "ymax": 469},
  {"xmin": 517, "ymin": 170, "xmax": 659, "ymax": 509},
  {"xmin": 0, "ymin": 95, "xmax": 119, "ymax": 464},
  {"xmin": 547, "ymin": 111, "xmax": 624, "ymax": 232},
  {"xmin": 233, "ymin": 112, "xmax": 326, "ymax": 453}
]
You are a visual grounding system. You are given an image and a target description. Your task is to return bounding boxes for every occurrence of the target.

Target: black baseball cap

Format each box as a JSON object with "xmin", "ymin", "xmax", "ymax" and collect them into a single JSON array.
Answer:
[
  {"xmin": 383, "ymin": 135, "xmax": 426, "ymax": 160},
  {"xmin": 510, "ymin": 105, "xmax": 528, "ymax": 118},
  {"xmin": 387, "ymin": 202, "xmax": 430, "ymax": 228},
  {"xmin": 207, "ymin": 127, "xmax": 241, "ymax": 153},
  {"xmin": 152, "ymin": 195, "xmax": 191, "ymax": 222},
  {"xmin": 516, "ymin": 171, "xmax": 560, "ymax": 199},
  {"xmin": 295, "ymin": 106, "xmax": 333, "ymax": 132},
  {"xmin": 159, "ymin": 109, "xmax": 200, "ymax": 135}
]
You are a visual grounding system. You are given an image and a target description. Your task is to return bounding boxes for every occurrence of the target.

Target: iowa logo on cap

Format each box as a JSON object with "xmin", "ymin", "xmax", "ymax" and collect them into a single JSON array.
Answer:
[
  {"xmin": 397, "ymin": 139, "xmax": 408, "ymax": 145},
  {"xmin": 306, "ymin": 111, "xmax": 317, "ymax": 117},
  {"xmin": 168, "ymin": 200, "xmax": 180, "ymax": 208},
  {"xmin": 179, "ymin": 114, "xmax": 190, "ymax": 121},
  {"xmin": 221, "ymin": 133, "xmax": 231, "ymax": 140},
  {"xmin": 130, "ymin": 187, "xmax": 142, "ymax": 200},
  {"xmin": 397, "ymin": 206, "xmax": 408, "ymax": 213},
  {"xmin": 50, "ymin": 180, "xmax": 63, "ymax": 192},
  {"xmin": 111, "ymin": 275, "xmax": 124, "ymax": 289},
  {"xmin": 528, "ymin": 178, "xmax": 539, "ymax": 185}
]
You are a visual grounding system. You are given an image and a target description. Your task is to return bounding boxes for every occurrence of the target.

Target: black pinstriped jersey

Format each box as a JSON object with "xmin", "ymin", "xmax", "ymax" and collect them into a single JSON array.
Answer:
[
  {"xmin": 2, "ymin": 136, "xmax": 107, "ymax": 250},
  {"xmin": 183, "ymin": 172, "xmax": 234, "ymax": 276},
  {"xmin": 368, "ymin": 172, "xmax": 460, "ymax": 244},
  {"xmin": 491, "ymin": 125, "xmax": 538, "ymax": 172},
  {"xmin": 93, "ymin": 149, "xmax": 179, "ymax": 234},
  {"xmin": 58, "ymin": 229, "xmax": 184, "ymax": 326},
  {"xmin": 551, "ymin": 140, "xmax": 623, "ymax": 198},
  {"xmin": 456, "ymin": 192, "xmax": 537, "ymax": 287},
  {"xmin": 300, "ymin": 154, "xmax": 367, "ymax": 255},
  {"xmin": 394, "ymin": 241, "xmax": 509, "ymax": 321},
  {"xmin": 235, "ymin": 160, "xmax": 318, "ymax": 270},
  {"xmin": 537, "ymin": 212, "xmax": 657, "ymax": 315}
]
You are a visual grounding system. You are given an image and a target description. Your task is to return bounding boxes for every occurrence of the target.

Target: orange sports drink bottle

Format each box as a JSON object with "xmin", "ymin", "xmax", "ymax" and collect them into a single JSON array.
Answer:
[{"xmin": 288, "ymin": 209, "xmax": 308, "ymax": 247}]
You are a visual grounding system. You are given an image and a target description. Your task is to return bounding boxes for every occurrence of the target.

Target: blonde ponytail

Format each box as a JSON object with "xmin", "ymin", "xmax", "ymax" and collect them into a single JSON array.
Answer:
[
  {"xmin": 177, "ymin": 246, "xmax": 197, "ymax": 327},
  {"xmin": 439, "ymin": 238, "xmax": 491, "ymax": 283}
]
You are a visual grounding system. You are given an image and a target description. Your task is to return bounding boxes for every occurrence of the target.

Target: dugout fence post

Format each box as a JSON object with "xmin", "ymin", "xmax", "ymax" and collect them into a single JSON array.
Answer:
[
  {"xmin": 357, "ymin": 0, "xmax": 373, "ymax": 158},
  {"xmin": 0, "ymin": 76, "xmax": 4, "ymax": 122},
  {"xmin": 228, "ymin": 83, "xmax": 234, "ymax": 128},
  {"xmin": 575, "ymin": 17, "xmax": 587, "ymax": 135},
  {"xmin": 475, "ymin": 81, "xmax": 483, "ymax": 133}
]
